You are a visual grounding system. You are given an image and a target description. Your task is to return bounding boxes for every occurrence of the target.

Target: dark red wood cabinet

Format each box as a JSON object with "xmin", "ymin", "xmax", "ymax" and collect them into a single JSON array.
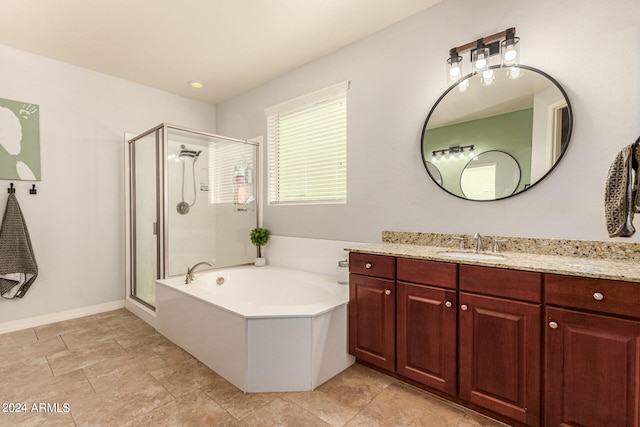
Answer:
[
  {"xmin": 348, "ymin": 254, "xmax": 640, "ymax": 427},
  {"xmin": 348, "ymin": 253, "xmax": 395, "ymax": 371},
  {"xmin": 459, "ymin": 265, "xmax": 542, "ymax": 427},
  {"xmin": 544, "ymin": 274, "xmax": 640, "ymax": 427},
  {"xmin": 396, "ymin": 258, "xmax": 457, "ymax": 394}
]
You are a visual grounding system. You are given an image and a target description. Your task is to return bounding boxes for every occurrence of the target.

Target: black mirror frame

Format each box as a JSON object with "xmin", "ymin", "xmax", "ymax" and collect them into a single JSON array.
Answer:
[{"xmin": 420, "ymin": 64, "xmax": 573, "ymax": 202}]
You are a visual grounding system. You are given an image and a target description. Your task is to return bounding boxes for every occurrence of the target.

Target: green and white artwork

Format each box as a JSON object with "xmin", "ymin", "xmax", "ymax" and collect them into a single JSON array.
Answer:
[{"xmin": 0, "ymin": 97, "xmax": 41, "ymax": 180}]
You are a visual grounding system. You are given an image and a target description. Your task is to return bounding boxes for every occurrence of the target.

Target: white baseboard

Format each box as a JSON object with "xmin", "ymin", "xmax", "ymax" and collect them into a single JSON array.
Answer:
[{"xmin": 0, "ymin": 300, "xmax": 125, "ymax": 334}]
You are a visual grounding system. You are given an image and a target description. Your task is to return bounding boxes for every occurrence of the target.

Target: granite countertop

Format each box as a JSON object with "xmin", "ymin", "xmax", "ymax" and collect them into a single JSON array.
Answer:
[{"xmin": 346, "ymin": 242, "xmax": 640, "ymax": 283}]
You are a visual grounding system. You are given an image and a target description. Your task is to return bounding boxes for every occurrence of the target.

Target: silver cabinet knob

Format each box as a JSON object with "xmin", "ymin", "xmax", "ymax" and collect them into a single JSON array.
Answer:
[
  {"xmin": 385, "ymin": 289, "xmax": 391, "ymax": 296},
  {"xmin": 365, "ymin": 263, "xmax": 372, "ymax": 269},
  {"xmin": 445, "ymin": 301, "xmax": 452, "ymax": 308},
  {"xmin": 460, "ymin": 304, "xmax": 468, "ymax": 311},
  {"xmin": 593, "ymin": 292, "xmax": 604, "ymax": 301},
  {"xmin": 549, "ymin": 321, "xmax": 558, "ymax": 329}
]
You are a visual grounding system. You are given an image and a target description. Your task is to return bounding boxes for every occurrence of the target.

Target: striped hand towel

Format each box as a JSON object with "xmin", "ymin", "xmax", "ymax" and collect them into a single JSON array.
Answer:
[{"xmin": 0, "ymin": 194, "xmax": 38, "ymax": 299}]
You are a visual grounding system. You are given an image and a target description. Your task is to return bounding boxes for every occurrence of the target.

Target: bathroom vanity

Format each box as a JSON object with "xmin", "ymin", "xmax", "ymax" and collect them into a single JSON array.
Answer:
[{"xmin": 347, "ymin": 235, "xmax": 640, "ymax": 427}]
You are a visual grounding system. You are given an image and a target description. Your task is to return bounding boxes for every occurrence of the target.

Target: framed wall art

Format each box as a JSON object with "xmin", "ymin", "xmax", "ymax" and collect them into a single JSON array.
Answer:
[{"xmin": 0, "ymin": 97, "xmax": 41, "ymax": 180}]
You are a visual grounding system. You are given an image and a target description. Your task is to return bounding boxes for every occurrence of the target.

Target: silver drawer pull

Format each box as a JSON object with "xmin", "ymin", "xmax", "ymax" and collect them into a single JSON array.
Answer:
[
  {"xmin": 445, "ymin": 301, "xmax": 452, "ymax": 308},
  {"xmin": 460, "ymin": 304, "xmax": 468, "ymax": 311},
  {"xmin": 549, "ymin": 321, "xmax": 558, "ymax": 329},
  {"xmin": 593, "ymin": 292, "xmax": 604, "ymax": 301},
  {"xmin": 365, "ymin": 263, "xmax": 372, "ymax": 269},
  {"xmin": 385, "ymin": 289, "xmax": 391, "ymax": 296}
]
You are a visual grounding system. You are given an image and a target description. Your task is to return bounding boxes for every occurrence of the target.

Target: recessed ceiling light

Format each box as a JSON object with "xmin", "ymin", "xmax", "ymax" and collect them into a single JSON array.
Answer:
[{"xmin": 188, "ymin": 81, "xmax": 205, "ymax": 89}]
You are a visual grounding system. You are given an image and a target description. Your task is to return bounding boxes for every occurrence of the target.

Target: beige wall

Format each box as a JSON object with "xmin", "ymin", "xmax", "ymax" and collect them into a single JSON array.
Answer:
[{"xmin": 216, "ymin": 0, "xmax": 640, "ymax": 243}]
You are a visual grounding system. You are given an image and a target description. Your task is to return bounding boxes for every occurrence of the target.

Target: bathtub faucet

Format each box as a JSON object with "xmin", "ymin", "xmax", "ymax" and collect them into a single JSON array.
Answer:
[{"xmin": 185, "ymin": 261, "xmax": 214, "ymax": 284}]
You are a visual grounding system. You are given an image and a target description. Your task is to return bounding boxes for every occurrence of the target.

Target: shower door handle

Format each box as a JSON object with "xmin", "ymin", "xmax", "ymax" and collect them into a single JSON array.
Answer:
[{"xmin": 153, "ymin": 222, "xmax": 158, "ymax": 235}]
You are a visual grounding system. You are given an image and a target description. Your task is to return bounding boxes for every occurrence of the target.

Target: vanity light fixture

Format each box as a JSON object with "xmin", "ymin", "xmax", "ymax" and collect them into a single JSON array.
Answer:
[
  {"xmin": 445, "ymin": 27, "xmax": 519, "ymax": 86},
  {"xmin": 447, "ymin": 48, "xmax": 463, "ymax": 85},
  {"xmin": 472, "ymin": 40, "xmax": 490, "ymax": 75},
  {"xmin": 501, "ymin": 28, "xmax": 520, "ymax": 67},
  {"xmin": 431, "ymin": 145, "xmax": 475, "ymax": 163}
]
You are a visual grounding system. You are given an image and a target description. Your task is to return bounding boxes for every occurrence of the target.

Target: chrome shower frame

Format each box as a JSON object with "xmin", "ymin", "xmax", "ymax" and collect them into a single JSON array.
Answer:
[{"xmin": 127, "ymin": 123, "xmax": 260, "ymax": 310}]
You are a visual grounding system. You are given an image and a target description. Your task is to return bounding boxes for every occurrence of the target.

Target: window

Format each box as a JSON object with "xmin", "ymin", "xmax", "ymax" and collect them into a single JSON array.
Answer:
[{"xmin": 266, "ymin": 81, "xmax": 348, "ymax": 205}]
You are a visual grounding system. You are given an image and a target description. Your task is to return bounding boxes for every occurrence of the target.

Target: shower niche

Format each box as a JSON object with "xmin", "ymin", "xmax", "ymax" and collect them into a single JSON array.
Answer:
[{"xmin": 127, "ymin": 124, "xmax": 258, "ymax": 310}]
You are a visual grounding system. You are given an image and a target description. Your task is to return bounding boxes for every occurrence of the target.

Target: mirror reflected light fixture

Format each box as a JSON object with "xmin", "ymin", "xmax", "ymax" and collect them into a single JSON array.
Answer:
[
  {"xmin": 446, "ymin": 27, "xmax": 519, "ymax": 87},
  {"xmin": 431, "ymin": 144, "xmax": 475, "ymax": 163}
]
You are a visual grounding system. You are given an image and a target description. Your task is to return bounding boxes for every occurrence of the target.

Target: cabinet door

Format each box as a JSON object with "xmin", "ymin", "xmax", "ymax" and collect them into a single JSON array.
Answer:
[
  {"xmin": 545, "ymin": 307, "xmax": 640, "ymax": 427},
  {"xmin": 349, "ymin": 274, "xmax": 395, "ymax": 371},
  {"xmin": 397, "ymin": 281, "xmax": 457, "ymax": 394},
  {"xmin": 459, "ymin": 292, "xmax": 541, "ymax": 426}
]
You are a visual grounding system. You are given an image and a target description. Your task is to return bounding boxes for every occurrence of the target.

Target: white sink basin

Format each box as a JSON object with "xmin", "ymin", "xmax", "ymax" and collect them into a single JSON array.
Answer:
[{"xmin": 437, "ymin": 251, "xmax": 505, "ymax": 261}]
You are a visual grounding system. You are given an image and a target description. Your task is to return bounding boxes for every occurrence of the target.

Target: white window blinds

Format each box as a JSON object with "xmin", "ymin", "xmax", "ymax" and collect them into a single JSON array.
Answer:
[
  {"xmin": 266, "ymin": 81, "xmax": 348, "ymax": 205},
  {"xmin": 208, "ymin": 140, "xmax": 255, "ymax": 205}
]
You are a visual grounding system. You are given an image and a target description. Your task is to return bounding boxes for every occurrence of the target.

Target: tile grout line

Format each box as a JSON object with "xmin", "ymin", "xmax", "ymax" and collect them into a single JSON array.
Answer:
[
  {"xmin": 278, "ymin": 396, "xmax": 333, "ymax": 426},
  {"xmin": 342, "ymin": 374, "xmax": 394, "ymax": 427}
]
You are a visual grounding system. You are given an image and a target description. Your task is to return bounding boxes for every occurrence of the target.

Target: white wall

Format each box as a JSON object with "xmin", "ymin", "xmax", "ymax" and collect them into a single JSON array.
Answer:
[
  {"xmin": 216, "ymin": 0, "xmax": 640, "ymax": 244},
  {"xmin": 0, "ymin": 44, "xmax": 216, "ymax": 324}
]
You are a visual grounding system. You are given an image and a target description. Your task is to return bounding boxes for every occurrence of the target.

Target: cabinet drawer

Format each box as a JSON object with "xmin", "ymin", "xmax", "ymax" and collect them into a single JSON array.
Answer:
[
  {"xmin": 460, "ymin": 264, "xmax": 542, "ymax": 303},
  {"xmin": 545, "ymin": 274, "xmax": 640, "ymax": 319},
  {"xmin": 397, "ymin": 258, "xmax": 457, "ymax": 289},
  {"xmin": 349, "ymin": 253, "xmax": 395, "ymax": 279}
]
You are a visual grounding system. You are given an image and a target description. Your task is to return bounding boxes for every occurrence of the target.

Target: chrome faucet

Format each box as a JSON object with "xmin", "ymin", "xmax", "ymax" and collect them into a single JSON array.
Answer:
[
  {"xmin": 473, "ymin": 233, "xmax": 484, "ymax": 252},
  {"xmin": 185, "ymin": 261, "xmax": 214, "ymax": 284}
]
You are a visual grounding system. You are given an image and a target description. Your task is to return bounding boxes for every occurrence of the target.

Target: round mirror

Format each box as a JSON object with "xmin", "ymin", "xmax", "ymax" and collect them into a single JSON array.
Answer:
[
  {"xmin": 421, "ymin": 65, "xmax": 572, "ymax": 201},
  {"xmin": 460, "ymin": 151, "xmax": 520, "ymax": 200}
]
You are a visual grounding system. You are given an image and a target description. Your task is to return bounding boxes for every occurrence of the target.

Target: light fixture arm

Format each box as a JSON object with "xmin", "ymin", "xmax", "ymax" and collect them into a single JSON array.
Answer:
[{"xmin": 449, "ymin": 27, "xmax": 516, "ymax": 56}]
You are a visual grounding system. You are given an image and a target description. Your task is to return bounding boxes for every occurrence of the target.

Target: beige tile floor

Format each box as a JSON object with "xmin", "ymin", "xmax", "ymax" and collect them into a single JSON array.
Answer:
[{"xmin": 0, "ymin": 309, "xmax": 508, "ymax": 426}]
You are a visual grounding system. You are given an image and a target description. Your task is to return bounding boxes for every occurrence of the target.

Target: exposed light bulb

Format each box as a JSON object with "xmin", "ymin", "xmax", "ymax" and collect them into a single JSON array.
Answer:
[
  {"xmin": 504, "ymin": 48, "xmax": 517, "ymax": 62},
  {"xmin": 500, "ymin": 31, "xmax": 520, "ymax": 67},
  {"xmin": 475, "ymin": 57, "xmax": 487, "ymax": 70},
  {"xmin": 432, "ymin": 155, "xmax": 437, "ymax": 163},
  {"xmin": 447, "ymin": 52, "xmax": 463, "ymax": 85}
]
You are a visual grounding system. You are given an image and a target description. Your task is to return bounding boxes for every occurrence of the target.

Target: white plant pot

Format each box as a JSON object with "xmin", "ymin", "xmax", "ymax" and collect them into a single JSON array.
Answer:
[{"xmin": 254, "ymin": 257, "xmax": 266, "ymax": 267}]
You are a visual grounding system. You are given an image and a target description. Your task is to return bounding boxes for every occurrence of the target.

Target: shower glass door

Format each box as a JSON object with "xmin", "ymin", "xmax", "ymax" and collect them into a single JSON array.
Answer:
[{"xmin": 129, "ymin": 127, "xmax": 163, "ymax": 309}]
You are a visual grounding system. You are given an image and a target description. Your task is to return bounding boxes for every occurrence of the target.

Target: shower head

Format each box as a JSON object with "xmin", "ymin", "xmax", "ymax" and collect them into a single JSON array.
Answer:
[{"xmin": 178, "ymin": 145, "xmax": 202, "ymax": 159}]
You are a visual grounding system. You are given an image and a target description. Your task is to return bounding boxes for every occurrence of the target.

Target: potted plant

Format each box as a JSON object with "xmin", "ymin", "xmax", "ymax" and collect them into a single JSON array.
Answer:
[{"xmin": 250, "ymin": 227, "xmax": 270, "ymax": 266}]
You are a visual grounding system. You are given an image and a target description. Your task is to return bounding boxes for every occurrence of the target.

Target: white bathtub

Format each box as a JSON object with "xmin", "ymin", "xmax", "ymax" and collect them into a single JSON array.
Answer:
[{"xmin": 155, "ymin": 265, "xmax": 354, "ymax": 392}]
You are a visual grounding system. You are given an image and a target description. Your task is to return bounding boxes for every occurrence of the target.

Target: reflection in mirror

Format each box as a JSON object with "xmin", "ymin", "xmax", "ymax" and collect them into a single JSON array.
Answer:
[
  {"xmin": 460, "ymin": 151, "xmax": 520, "ymax": 200},
  {"xmin": 425, "ymin": 161, "xmax": 442, "ymax": 185},
  {"xmin": 421, "ymin": 65, "xmax": 572, "ymax": 201}
]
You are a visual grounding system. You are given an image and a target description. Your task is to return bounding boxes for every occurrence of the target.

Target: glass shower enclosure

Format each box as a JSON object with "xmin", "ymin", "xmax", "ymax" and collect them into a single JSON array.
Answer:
[{"xmin": 128, "ymin": 124, "xmax": 258, "ymax": 309}]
